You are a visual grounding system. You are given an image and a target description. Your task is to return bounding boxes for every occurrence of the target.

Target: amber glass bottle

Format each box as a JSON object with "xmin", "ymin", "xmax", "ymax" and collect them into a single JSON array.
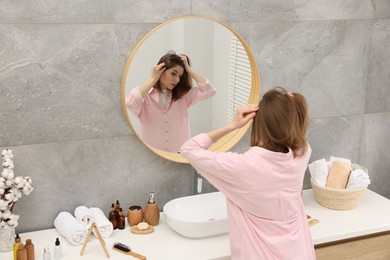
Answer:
[
  {"xmin": 25, "ymin": 239, "xmax": 35, "ymax": 260},
  {"xmin": 117, "ymin": 208, "xmax": 126, "ymax": 230},
  {"xmin": 109, "ymin": 203, "xmax": 118, "ymax": 229},
  {"xmin": 17, "ymin": 243, "xmax": 28, "ymax": 260}
]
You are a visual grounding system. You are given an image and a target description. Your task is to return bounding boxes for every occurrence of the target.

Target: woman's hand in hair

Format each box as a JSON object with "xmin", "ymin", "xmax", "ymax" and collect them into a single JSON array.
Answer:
[
  {"xmin": 231, "ymin": 104, "xmax": 259, "ymax": 129},
  {"xmin": 179, "ymin": 55, "xmax": 190, "ymax": 69},
  {"xmin": 150, "ymin": 62, "xmax": 166, "ymax": 84},
  {"xmin": 179, "ymin": 54, "xmax": 206, "ymax": 83},
  {"xmin": 206, "ymin": 104, "xmax": 258, "ymax": 143},
  {"xmin": 138, "ymin": 62, "xmax": 166, "ymax": 97}
]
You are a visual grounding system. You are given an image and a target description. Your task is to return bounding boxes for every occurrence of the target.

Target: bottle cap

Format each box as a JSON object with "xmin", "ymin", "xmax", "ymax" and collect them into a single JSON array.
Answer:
[
  {"xmin": 15, "ymin": 233, "xmax": 21, "ymax": 243},
  {"xmin": 26, "ymin": 239, "xmax": 32, "ymax": 244},
  {"xmin": 55, "ymin": 237, "xmax": 60, "ymax": 246}
]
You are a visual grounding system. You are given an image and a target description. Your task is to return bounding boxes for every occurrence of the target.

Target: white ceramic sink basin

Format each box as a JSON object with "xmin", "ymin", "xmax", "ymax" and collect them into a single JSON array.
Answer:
[{"xmin": 163, "ymin": 191, "xmax": 228, "ymax": 238}]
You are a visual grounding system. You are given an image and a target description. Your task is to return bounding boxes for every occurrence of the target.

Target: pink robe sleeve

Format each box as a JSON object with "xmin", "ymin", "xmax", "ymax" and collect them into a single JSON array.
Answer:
[
  {"xmin": 184, "ymin": 79, "xmax": 216, "ymax": 107},
  {"xmin": 180, "ymin": 133, "xmax": 245, "ymax": 196},
  {"xmin": 125, "ymin": 87, "xmax": 144, "ymax": 117}
]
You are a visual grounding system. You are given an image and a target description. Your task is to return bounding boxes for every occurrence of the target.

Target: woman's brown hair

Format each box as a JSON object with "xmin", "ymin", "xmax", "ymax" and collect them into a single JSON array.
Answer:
[
  {"xmin": 250, "ymin": 87, "xmax": 309, "ymax": 157},
  {"xmin": 155, "ymin": 50, "xmax": 192, "ymax": 101}
]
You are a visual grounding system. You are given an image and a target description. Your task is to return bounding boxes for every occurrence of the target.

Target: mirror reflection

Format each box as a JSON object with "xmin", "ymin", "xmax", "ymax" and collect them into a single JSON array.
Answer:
[
  {"xmin": 125, "ymin": 51, "xmax": 216, "ymax": 152},
  {"xmin": 122, "ymin": 17, "xmax": 258, "ymax": 159}
]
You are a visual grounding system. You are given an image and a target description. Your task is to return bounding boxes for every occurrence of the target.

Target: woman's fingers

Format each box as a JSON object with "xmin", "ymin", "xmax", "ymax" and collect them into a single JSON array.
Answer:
[
  {"xmin": 231, "ymin": 104, "xmax": 258, "ymax": 128},
  {"xmin": 179, "ymin": 55, "xmax": 189, "ymax": 66},
  {"xmin": 156, "ymin": 62, "xmax": 166, "ymax": 71},
  {"xmin": 240, "ymin": 104, "xmax": 259, "ymax": 116}
]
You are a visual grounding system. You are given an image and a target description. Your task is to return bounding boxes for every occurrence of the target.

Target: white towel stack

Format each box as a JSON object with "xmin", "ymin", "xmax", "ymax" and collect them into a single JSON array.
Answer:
[
  {"xmin": 309, "ymin": 157, "xmax": 370, "ymax": 189},
  {"xmin": 54, "ymin": 212, "xmax": 88, "ymax": 246},
  {"xmin": 54, "ymin": 206, "xmax": 113, "ymax": 246}
]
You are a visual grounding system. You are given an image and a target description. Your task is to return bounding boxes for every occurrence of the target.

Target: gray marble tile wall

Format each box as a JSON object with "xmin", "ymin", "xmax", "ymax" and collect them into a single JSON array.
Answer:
[{"xmin": 0, "ymin": 1, "xmax": 389, "ymax": 233}]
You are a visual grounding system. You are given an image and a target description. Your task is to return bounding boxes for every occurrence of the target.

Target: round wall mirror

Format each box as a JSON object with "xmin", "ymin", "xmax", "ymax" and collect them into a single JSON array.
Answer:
[{"xmin": 121, "ymin": 16, "xmax": 260, "ymax": 163}]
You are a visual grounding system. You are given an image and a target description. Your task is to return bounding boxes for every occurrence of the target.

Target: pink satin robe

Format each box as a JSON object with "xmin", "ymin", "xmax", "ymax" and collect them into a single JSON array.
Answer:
[
  {"xmin": 126, "ymin": 80, "xmax": 216, "ymax": 152},
  {"xmin": 180, "ymin": 133, "xmax": 316, "ymax": 260}
]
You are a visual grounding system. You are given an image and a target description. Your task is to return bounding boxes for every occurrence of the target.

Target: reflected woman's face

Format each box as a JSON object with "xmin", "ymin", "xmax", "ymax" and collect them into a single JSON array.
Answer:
[{"xmin": 160, "ymin": 65, "xmax": 184, "ymax": 90}]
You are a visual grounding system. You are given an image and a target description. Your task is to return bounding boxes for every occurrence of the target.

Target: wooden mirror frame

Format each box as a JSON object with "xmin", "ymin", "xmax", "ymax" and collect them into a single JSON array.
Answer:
[{"xmin": 121, "ymin": 16, "xmax": 260, "ymax": 163}]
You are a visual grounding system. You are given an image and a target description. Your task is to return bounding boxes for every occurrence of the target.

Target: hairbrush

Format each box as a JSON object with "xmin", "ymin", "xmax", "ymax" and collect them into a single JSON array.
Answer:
[{"xmin": 112, "ymin": 242, "xmax": 146, "ymax": 260}]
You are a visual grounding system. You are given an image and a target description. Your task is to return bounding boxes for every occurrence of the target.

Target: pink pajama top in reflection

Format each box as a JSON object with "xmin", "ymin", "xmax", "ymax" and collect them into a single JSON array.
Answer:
[
  {"xmin": 180, "ymin": 133, "xmax": 315, "ymax": 260},
  {"xmin": 126, "ymin": 80, "xmax": 216, "ymax": 152}
]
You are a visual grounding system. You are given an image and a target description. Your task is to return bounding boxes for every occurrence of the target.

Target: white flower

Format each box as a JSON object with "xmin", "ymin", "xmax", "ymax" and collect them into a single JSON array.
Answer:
[
  {"xmin": 5, "ymin": 190, "xmax": 14, "ymax": 202},
  {"xmin": 1, "ymin": 149, "xmax": 33, "ymax": 228},
  {"xmin": 14, "ymin": 176, "xmax": 21, "ymax": 185},
  {"xmin": 13, "ymin": 189, "xmax": 22, "ymax": 199},
  {"xmin": 2, "ymin": 210, "xmax": 11, "ymax": 219},
  {"xmin": 1, "ymin": 169, "xmax": 9, "ymax": 178},
  {"xmin": 17, "ymin": 181, "xmax": 24, "ymax": 189},
  {"xmin": 7, "ymin": 215, "xmax": 19, "ymax": 227},
  {"xmin": 1, "ymin": 149, "xmax": 13, "ymax": 159},
  {"xmin": 6, "ymin": 170, "xmax": 14, "ymax": 180},
  {"xmin": 2, "ymin": 159, "xmax": 13, "ymax": 168},
  {"xmin": 0, "ymin": 200, "xmax": 8, "ymax": 211}
]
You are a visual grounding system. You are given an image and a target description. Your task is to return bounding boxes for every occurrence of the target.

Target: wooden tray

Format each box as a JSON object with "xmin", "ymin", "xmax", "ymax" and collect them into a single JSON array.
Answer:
[{"xmin": 130, "ymin": 225, "xmax": 154, "ymax": 234}]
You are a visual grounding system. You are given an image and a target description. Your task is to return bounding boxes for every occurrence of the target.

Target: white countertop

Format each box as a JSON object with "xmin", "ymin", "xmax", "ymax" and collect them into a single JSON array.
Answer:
[
  {"xmin": 1, "ymin": 213, "xmax": 230, "ymax": 260},
  {"xmin": 303, "ymin": 188, "xmax": 390, "ymax": 245},
  {"xmin": 1, "ymin": 189, "xmax": 390, "ymax": 259}
]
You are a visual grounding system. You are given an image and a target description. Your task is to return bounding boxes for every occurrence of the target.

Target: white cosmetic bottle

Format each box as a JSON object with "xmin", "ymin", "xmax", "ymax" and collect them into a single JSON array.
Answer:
[
  {"xmin": 43, "ymin": 247, "xmax": 51, "ymax": 260},
  {"xmin": 54, "ymin": 238, "xmax": 62, "ymax": 259}
]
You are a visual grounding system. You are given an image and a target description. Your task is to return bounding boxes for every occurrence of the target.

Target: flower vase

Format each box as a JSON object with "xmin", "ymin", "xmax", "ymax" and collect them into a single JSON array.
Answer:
[{"xmin": 0, "ymin": 225, "xmax": 16, "ymax": 252}]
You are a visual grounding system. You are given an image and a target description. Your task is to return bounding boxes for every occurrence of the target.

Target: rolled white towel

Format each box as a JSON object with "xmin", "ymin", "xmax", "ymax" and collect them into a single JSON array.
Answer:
[
  {"xmin": 54, "ymin": 211, "xmax": 88, "ymax": 246},
  {"xmin": 308, "ymin": 159, "xmax": 328, "ymax": 187},
  {"xmin": 90, "ymin": 207, "xmax": 113, "ymax": 239},
  {"xmin": 75, "ymin": 206, "xmax": 94, "ymax": 227},
  {"xmin": 346, "ymin": 169, "xmax": 371, "ymax": 189}
]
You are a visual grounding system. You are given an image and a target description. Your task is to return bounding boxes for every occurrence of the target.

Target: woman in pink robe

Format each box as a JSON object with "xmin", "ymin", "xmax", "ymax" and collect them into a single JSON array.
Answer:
[
  {"xmin": 126, "ymin": 51, "xmax": 216, "ymax": 152},
  {"xmin": 180, "ymin": 87, "xmax": 316, "ymax": 260}
]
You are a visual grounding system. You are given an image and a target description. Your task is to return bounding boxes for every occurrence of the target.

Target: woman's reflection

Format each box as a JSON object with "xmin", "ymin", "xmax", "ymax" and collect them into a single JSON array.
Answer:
[{"xmin": 126, "ymin": 51, "xmax": 216, "ymax": 152}]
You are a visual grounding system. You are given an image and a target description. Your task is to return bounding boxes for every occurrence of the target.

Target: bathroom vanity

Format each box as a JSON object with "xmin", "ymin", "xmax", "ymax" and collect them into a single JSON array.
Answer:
[
  {"xmin": 1, "ymin": 189, "xmax": 389, "ymax": 260},
  {"xmin": 305, "ymin": 189, "xmax": 390, "ymax": 259}
]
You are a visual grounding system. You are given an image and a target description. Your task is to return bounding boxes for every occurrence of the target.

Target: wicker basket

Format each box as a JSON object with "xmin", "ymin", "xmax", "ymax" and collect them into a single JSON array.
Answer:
[{"xmin": 310, "ymin": 178, "xmax": 367, "ymax": 210}]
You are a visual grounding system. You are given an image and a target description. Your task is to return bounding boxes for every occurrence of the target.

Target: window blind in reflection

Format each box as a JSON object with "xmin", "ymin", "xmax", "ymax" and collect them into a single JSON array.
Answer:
[{"xmin": 228, "ymin": 36, "xmax": 251, "ymax": 121}]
